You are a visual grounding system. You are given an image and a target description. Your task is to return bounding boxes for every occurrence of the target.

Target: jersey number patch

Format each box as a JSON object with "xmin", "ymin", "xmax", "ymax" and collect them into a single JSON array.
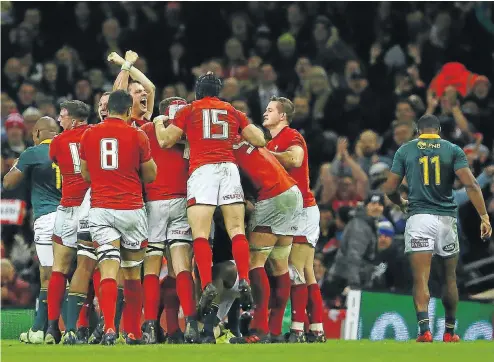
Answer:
[
  {"xmin": 100, "ymin": 138, "xmax": 118, "ymax": 170},
  {"xmin": 202, "ymin": 109, "xmax": 228, "ymax": 140},
  {"xmin": 69, "ymin": 143, "xmax": 81, "ymax": 173},
  {"xmin": 419, "ymin": 155, "xmax": 440, "ymax": 185},
  {"xmin": 52, "ymin": 163, "xmax": 61, "ymax": 189}
]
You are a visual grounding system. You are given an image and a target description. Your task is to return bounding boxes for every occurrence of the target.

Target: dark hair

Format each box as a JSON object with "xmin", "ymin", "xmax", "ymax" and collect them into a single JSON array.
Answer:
[
  {"xmin": 417, "ymin": 114, "xmax": 440, "ymax": 131},
  {"xmin": 107, "ymin": 90, "xmax": 132, "ymax": 115},
  {"xmin": 159, "ymin": 97, "xmax": 186, "ymax": 115},
  {"xmin": 59, "ymin": 100, "xmax": 90, "ymax": 121}
]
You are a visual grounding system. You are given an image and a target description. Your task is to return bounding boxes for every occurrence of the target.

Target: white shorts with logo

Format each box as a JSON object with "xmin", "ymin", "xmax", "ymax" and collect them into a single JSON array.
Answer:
[
  {"xmin": 146, "ymin": 198, "xmax": 192, "ymax": 244},
  {"xmin": 249, "ymin": 186, "xmax": 303, "ymax": 236},
  {"xmin": 187, "ymin": 163, "xmax": 244, "ymax": 207},
  {"xmin": 405, "ymin": 214, "xmax": 459, "ymax": 257},
  {"xmin": 33, "ymin": 212, "xmax": 57, "ymax": 267},
  {"xmin": 77, "ymin": 189, "xmax": 91, "ymax": 237},
  {"xmin": 88, "ymin": 207, "xmax": 148, "ymax": 250},
  {"xmin": 294, "ymin": 205, "xmax": 321, "ymax": 247}
]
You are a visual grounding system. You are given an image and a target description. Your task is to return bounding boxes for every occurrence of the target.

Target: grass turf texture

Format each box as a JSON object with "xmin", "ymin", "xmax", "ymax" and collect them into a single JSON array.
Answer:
[{"xmin": 1, "ymin": 340, "xmax": 493, "ymax": 362}]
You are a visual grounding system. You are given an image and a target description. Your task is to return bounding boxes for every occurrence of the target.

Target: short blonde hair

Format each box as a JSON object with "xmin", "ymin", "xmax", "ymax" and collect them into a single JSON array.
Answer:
[{"xmin": 270, "ymin": 96, "xmax": 295, "ymax": 124}]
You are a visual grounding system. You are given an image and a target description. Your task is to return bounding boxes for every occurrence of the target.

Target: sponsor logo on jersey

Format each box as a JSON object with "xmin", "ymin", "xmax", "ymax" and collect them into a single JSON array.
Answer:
[
  {"xmin": 442, "ymin": 242, "xmax": 457, "ymax": 253},
  {"xmin": 417, "ymin": 141, "xmax": 441, "ymax": 150},
  {"xmin": 410, "ymin": 238, "xmax": 430, "ymax": 249}
]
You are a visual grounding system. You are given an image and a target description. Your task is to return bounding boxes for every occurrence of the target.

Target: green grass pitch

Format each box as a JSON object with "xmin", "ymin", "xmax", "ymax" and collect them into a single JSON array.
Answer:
[{"xmin": 2, "ymin": 340, "xmax": 493, "ymax": 362}]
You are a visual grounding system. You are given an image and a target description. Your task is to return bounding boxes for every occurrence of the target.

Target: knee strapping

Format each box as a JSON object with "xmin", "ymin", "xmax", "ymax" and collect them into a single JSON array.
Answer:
[
  {"xmin": 121, "ymin": 259, "xmax": 144, "ymax": 268},
  {"xmin": 96, "ymin": 244, "xmax": 121, "ymax": 264},
  {"xmin": 249, "ymin": 245, "xmax": 273, "ymax": 257},
  {"xmin": 288, "ymin": 264, "xmax": 306, "ymax": 285},
  {"xmin": 269, "ymin": 245, "xmax": 292, "ymax": 260},
  {"xmin": 77, "ymin": 243, "xmax": 97, "ymax": 261},
  {"xmin": 146, "ymin": 242, "xmax": 165, "ymax": 257}
]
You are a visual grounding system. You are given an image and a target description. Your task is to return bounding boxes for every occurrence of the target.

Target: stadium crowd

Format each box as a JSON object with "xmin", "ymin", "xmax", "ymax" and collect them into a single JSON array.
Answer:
[{"xmin": 2, "ymin": 1, "xmax": 494, "ymax": 313}]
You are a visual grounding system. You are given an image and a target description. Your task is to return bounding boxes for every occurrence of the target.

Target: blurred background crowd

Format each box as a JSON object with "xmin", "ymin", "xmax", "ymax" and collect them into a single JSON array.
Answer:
[{"xmin": 2, "ymin": 1, "xmax": 494, "ymax": 309}]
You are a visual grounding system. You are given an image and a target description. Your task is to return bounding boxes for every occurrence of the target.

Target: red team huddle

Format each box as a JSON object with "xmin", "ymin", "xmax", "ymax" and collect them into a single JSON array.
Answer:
[{"xmin": 28, "ymin": 50, "xmax": 326, "ymax": 345}]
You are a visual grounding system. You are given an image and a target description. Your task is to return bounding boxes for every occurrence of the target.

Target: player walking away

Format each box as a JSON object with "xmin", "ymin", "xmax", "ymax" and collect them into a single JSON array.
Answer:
[
  {"xmin": 139, "ymin": 97, "xmax": 197, "ymax": 343},
  {"xmin": 3, "ymin": 117, "xmax": 60, "ymax": 344},
  {"xmin": 79, "ymin": 90, "xmax": 157, "ymax": 345},
  {"xmin": 153, "ymin": 72, "xmax": 266, "ymax": 317},
  {"xmin": 108, "ymin": 51, "xmax": 155, "ymax": 127},
  {"xmin": 44, "ymin": 101, "xmax": 92, "ymax": 345},
  {"xmin": 384, "ymin": 114, "xmax": 492, "ymax": 343},
  {"xmin": 264, "ymin": 96, "xmax": 326, "ymax": 343},
  {"xmin": 229, "ymin": 138, "xmax": 303, "ymax": 344}
]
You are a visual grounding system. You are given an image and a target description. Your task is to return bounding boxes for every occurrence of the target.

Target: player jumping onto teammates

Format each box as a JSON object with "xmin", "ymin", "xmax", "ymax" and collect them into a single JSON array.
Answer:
[
  {"xmin": 383, "ymin": 114, "xmax": 492, "ymax": 343},
  {"xmin": 230, "ymin": 138, "xmax": 303, "ymax": 344},
  {"xmin": 153, "ymin": 72, "xmax": 266, "ymax": 317},
  {"xmin": 108, "ymin": 51, "xmax": 155, "ymax": 127},
  {"xmin": 44, "ymin": 101, "xmax": 92, "ymax": 345},
  {"xmin": 80, "ymin": 90, "xmax": 157, "ymax": 345},
  {"xmin": 264, "ymin": 96, "xmax": 326, "ymax": 343},
  {"xmin": 140, "ymin": 97, "xmax": 197, "ymax": 343},
  {"xmin": 4, "ymin": 117, "xmax": 61, "ymax": 344}
]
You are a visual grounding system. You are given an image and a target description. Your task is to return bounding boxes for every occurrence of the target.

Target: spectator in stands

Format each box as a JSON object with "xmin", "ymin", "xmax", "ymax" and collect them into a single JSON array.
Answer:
[
  {"xmin": 16, "ymin": 81, "xmax": 37, "ymax": 113},
  {"xmin": 1, "ymin": 114, "xmax": 27, "ymax": 166},
  {"xmin": 220, "ymin": 77, "xmax": 241, "ymax": 103},
  {"xmin": 21, "ymin": 107, "xmax": 41, "ymax": 146},
  {"xmin": 2, "ymin": 58, "xmax": 24, "ymax": 100},
  {"xmin": 223, "ymin": 37, "xmax": 248, "ymax": 80},
  {"xmin": 1, "ymin": 258, "xmax": 33, "ymax": 307},
  {"xmin": 231, "ymin": 99, "xmax": 251, "ymax": 118},
  {"xmin": 308, "ymin": 66, "xmax": 332, "ymax": 122},
  {"xmin": 274, "ymin": 33, "xmax": 298, "ymax": 90},
  {"xmin": 73, "ymin": 78, "xmax": 93, "ymax": 104},
  {"xmin": 285, "ymin": 4, "xmax": 311, "ymax": 55},
  {"xmin": 55, "ymin": 46, "xmax": 84, "ymax": 85},
  {"xmin": 293, "ymin": 57, "xmax": 312, "ymax": 98},
  {"xmin": 67, "ymin": 2, "xmax": 100, "ymax": 68},
  {"xmin": 163, "ymin": 37, "xmax": 191, "ymax": 86},
  {"xmin": 246, "ymin": 63, "xmax": 280, "ymax": 124},
  {"xmin": 253, "ymin": 26, "xmax": 275, "ymax": 64},
  {"xmin": 382, "ymin": 120, "xmax": 415, "ymax": 158},
  {"xmin": 38, "ymin": 61, "xmax": 70, "ymax": 102},
  {"xmin": 242, "ymin": 55, "xmax": 262, "ymax": 92},
  {"xmin": 355, "ymin": 130, "xmax": 392, "ymax": 175},
  {"xmin": 230, "ymin": 12, "xmax": 251, "ymax": 51},
  {"xmin": 1, "ymin": 95, "xmax": 18, "ymax": 140}
]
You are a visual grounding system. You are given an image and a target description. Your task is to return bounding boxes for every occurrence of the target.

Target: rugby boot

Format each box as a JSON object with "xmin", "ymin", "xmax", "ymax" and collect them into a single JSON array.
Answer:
[
  {"xmin": 239, "ymin": 312, "xmax": 252, "ymax": 336},
  {"xmin": 88, "ymin": 316, "xmax": 104, "ymax": 344},
  {"xmin": 287, "ymin": 329, "xmax": 306, "ymax": 343},
  {"xmin": 20, "ymin": 329, "xmax": 44, "ymax": 344},
  {"xmin": 416, "ymin": 330, "xmax": 433, "ymax": 343},
  {"xmin": 125, "ymin": 332, "xmax": 143, "ymax": 345},
  {"xmin": 184, "ymin": 317, "xmax": 201, "ymax": 344},
  {"xmin": 157, "ymin": 326, "xmax": 167, "ymax": 344},
  {"xmin": 306, "ymin": 330, "xmax": 326, "ymax": 343},
  {"xmin": 44, "ymin": 322, "xmax": 62, "ymax": 344},
  {"xmin": 76, "ymin": 326, "xmax": 89, "ymax": 344},
  {"xmin": 216, "ymin": 329, "xmax": 237, "ymax": 344},
  {"xmin": 200, "ymin": 330, "xmax": 216, "ymax": 344},
  {"xmin": 198, "ymin": 283, "xmax": 218, "ymax": 316},
  {"xmin": 238, "ymin": 279, "xmax": 253, "ymax": 311},
  {"xmin": 167, "ymin": 329, "xmax": 185, "ymax": 344},
  {"xmin": 269, "ymin": 334, "xmax": 286, "ymax": 344},
  {"xmin": 101, "ymin": 328, "xmax": 117, "ymax": 346},
  {"xmin": 141, "ymin": 320, "xmax": 157, "ymax": 344},
  {"xmin": 443, "ymin": 333, "xmax": 460, "ymax": 343},
  {"xmin": 230, "ymin": 331, "xmax": 271, "ymax": 344},
  {"xmin": 62, "ymin": 330, "xmax": 77, "ymax": 345}
]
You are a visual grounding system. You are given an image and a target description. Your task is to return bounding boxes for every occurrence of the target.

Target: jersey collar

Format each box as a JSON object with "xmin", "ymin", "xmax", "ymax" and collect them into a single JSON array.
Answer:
[
  {"xmin": 39, "ymin": 139, "xmax": 52, "ymax": 145},
  {"xmin": 418, "ymin": 134, "xmax": 441, "ymax": 139}
]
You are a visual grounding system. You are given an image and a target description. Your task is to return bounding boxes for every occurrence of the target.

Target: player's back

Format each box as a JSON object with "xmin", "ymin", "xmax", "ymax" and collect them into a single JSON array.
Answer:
[
  {"xmin": 266, "ymin": 127, "xmax": 316, "ymax": 207},
  {"xmin": 174, "ymin": 97, "xmax": 250, "ymax": 174},
  {"xmin": 50, "ymin": 125, "xmax": 91, "ymax": 207},
  {"xmin": 234, "ymin": 140, "xmax": 295, "ymax": 201},
  {"xmin": 80, "ymin": 118, "xmax": 148, "ymax": 210},
  {"xmin": 393, "ymin": 136, "xmax": 468, "ymax": 217},
  {"xmin": 140, "ymin": 122, "xmax": 188, "ymax": 201}
]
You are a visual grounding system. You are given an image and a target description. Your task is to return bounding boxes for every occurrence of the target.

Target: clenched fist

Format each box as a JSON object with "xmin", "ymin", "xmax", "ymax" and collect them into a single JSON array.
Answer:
[
  {"xmin": 107, "ymin": 52, "xmax": 124, "ymax": 66},
  {"xmin": 125, "ymin": 50, "xmax": 139, "ymax": 65}
]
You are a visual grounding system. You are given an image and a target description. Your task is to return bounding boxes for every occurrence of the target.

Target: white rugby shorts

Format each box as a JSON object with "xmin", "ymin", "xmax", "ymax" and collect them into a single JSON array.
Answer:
[
  {"xmin": 34, "ymin": 212, "xmax": 57, "ymax": 267},
  {"xmin": 187, "ymin": 163, "xmax": 244, "ymax": 207},
  {"xmin": 146, "ymin": 198, "xmax": 192, "ymax": 244},
  {"xmin": 405, "ymin": 214, "xmax": 459, "ymax": 257},
  {"xmin": 293, "ymin": 205, "xmax": 321, "ymax": 247}
]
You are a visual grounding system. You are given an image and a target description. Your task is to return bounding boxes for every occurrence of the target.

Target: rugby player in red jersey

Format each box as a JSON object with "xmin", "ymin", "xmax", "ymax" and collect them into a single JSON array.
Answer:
[
  {"xmin": 45, "ymin": 100, "xmax": 92, "ymax": 344},
  {"xmin": 108, "ymin": 51, "xmax": 155, "ymax": 127},
  {"xmin": 140, "ymin": 97, "xmax": 200, "ymax": 343},
  {"xmin": 153, "ymin": 72, "xmax": 266, "ymax": 316},
  {"xmin": 79, "ymin": 90, "xmax": 157, "ymax": 345},
  {"xmin": 264, "ymin": 96, "xmax": 326, "ymax": 343},
  {"xmin": 229, "ymin": 138, "xmax": 303, "ymax": 344}
]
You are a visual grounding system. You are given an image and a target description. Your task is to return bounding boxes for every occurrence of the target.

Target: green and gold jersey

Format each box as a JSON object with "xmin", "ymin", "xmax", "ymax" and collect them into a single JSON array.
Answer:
[
  {"xmin": 390, "ymin": 134, "xmax": 469, "ymax": 217},
  {"xmin": 15, "ymin": 139, "xmax": 61, "ymax": 220}
]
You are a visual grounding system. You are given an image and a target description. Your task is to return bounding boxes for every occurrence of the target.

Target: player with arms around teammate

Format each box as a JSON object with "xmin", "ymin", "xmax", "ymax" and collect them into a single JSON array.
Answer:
[
  {"xmin": 44, "ymin": 101, "xmax": 93, "ymax": 344},
  {"xmin": 383, "ymin": 114, "xmax": 492, "ymax": 343},
  {"xmin": 153, "ymin": 72, "xmax": 266, "ymax": 315},
  {"xmin": 140, "ymin": 97, "xmax": 198, "ymax": 343},
  {"xmin": 264, "ymin": 96, "xmax": 326, "ymax": 343},
  {"xmin": 80, "ymin": 90, "xmax": 157, "ymax": 345},
  {"xmin": 108, "ymin": 50, "xmax": 155, "ymax": 127},
  {"xmin": 3, "ymin": 117, "xmax": 61, "ymax": 344},
  {"xmin": 230, "ymin": 138, "xmax": 303, "ymax": 344}
]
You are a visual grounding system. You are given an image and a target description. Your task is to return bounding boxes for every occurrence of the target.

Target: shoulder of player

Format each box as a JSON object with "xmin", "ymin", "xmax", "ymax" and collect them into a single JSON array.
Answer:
[
  {"xmin": 284, "ymin": 127, "xmax": 306, "ymax": 145},
  {"xmin": 140, "ymin": 122, "xmax": 154, "ymax": 133}
]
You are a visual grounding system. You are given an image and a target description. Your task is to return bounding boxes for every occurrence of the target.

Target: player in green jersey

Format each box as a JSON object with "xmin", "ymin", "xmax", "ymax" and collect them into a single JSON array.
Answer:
[
  {"xmin": 3, "ymin": 116, "xmax": 61, "ymax": 344},
  {"xmin": 383, "ymin": 114, "xmax": 492, "ymax": 343}
]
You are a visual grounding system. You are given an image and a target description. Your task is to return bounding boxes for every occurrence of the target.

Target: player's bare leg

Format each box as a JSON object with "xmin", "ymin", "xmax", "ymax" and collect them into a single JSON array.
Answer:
[
  {"xmin": 187, "ymin": 204, "xmax": 216, "ymax": 315},
  {"xmin": 287, "ymin": 243, "xmax": 309, "ymax": 343},
  {"xmin": 45, "ymin": 242, "xmax": 76, "ymax": 344},
  {"xmin": 267, "ymin": 236, "xmax": 292, "ymax": 343},
  {"xmin": 303, "ymin": 247, "xmax": 326, "ymax": 343},
  {"xmin": 220, "ymin": 203, "xmax": 253, "ymax": 311},
  {"xmin": 440, "ymin": 255, "xmax": 460, "ymax": 342},
  {"xmin": 95, "ymin": 239, "xmax": 121, "ymax": 346},
  {"xmin": 62, "ymin": 239, "xmax": 97, "ymax": 345},
  {"xmin": 142, "ymin": 245, "xmax": 164, "ymax": 344},
  {"xmin": 409, "ymin": 252, "xmax": 433, "ymax": 342},
  {"xmin": 121, "ymin": 247, "xmax": 145, "ymax": 344}
]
